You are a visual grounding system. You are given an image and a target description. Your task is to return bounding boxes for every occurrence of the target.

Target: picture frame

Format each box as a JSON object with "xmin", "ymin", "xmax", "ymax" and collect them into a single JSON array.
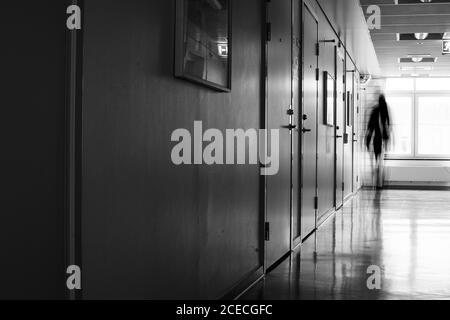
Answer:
[
  {"xmin": 174, "ymin": 0, "xmax": 232, "ymax": 92},
  {"xmin": 323, "ymin": 71, "xmax": 335, "ymax": 127}
]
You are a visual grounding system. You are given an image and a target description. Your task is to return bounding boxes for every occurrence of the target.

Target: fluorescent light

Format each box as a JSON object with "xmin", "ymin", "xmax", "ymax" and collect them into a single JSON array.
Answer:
[
  {"xmin": 407, "ymin": 54, "xmax": 431, "ymax": 63},
  {"xmin": 399, "ymin": 66, "xmax": 433, "ymax": 71},
  {"xmin": 415, "ymin": 33, "xmax": 429, "ymax": 40},
  {"xmin": 407, "ymin": 54, "xmax": 431, "ymax": 58}
]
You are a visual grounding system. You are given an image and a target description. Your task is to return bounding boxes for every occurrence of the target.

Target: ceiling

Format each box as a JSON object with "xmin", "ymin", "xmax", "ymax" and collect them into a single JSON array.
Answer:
[
  {"xmin": 318, "ymin": 0, "xmax": 381, "ymax": 76},
  {"xmin": 360, "ymin": 0, "xmax": 450, "ymax": 77}
]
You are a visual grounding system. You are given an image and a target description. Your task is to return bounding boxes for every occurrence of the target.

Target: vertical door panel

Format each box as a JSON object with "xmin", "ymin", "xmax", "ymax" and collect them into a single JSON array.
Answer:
[
  {"xmin": 301, "ymin": 4, "xmax": 318, "ymax": 240},
  {"xmin": 292, "ymin": 0, "xmax": 301, "ymax": 246},
  {"xmin": 353, "ymin": 72, "xmax": 360, "ymax": 191},
  {"xmin": 265, "ymin": 0, "xmax": 292, "ymax": 268},
  {"xmin": 344, "ymin": 56, "xmax": 354, "ymax": 200}
]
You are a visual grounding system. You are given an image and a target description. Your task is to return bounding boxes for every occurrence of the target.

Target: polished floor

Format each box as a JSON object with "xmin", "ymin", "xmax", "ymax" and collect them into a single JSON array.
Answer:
[{"xmin": 241, "ymin": 189, "xmax": 450, "ymax": 300}]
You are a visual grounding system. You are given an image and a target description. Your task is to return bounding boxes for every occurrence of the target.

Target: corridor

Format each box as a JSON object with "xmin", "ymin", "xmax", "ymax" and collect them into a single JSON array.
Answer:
[
  {"xmin": 6, "ymin": 0, "xmax": 450, "ymax": 302},
  {"xmin": 242, "ymin": 190, "xmax": 450, "ymax": 300}
]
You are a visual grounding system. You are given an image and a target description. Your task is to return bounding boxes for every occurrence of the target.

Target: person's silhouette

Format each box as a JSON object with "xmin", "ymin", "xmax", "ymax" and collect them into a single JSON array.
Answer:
[{"xmin": 365, "ymin": 94, "xmax": 391, "ymax": 189}]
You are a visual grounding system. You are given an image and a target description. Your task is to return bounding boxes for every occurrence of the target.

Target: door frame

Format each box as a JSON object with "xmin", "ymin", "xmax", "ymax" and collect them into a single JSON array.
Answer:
[
  {"xmin": 344, "ymin": 55, "xmax": 355, "ymax": 201},
  {"xmin": 335, "ymin": 45, "xmax": 345, "ymax": 210},
  {"xmin": 263, "ymin": 0, "xmax": 294, "ymax": 271},
  {"xmin": 291, "ymin": 0, "xmax": 303, "ymax": 250},
  {"xmin": 299, "ymin": 0, "xmax": 319, "ymax": 243},
  {"xmin": 65, "ymin": 0, "xmax": 84, "ymax": 301}
]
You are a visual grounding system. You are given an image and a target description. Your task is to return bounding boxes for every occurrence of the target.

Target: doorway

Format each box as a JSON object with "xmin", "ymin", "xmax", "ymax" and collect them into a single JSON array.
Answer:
[{"xmin": 265, "ymin": 0, "xmax": 293, "ymax": 269}]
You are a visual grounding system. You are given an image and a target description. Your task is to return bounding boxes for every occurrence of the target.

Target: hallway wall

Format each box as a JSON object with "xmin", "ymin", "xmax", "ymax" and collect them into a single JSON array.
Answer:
[
  {"xmin": 309, "ymin": 0, "xmax": 372, "ymax": 219},
  {"xmin": 80, "ymin": 0, "xmax": 263, "ymax": 299}
]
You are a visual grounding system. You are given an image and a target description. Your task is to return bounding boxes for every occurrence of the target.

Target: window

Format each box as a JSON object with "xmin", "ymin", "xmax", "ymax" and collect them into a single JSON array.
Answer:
[
  {"xmin": 385, "ymin": 96, "xmax": 413, "ymax": 155},
  {"xmin": 416, "ymin": 78, "xmax": 450, "ymax": 91},
  {"xmin": 386, "ymin": 78, "xmax": 414, "ymax": 91},
  {"xmin": 417, "ymin": 96, "xmax": 450, "ymax": 156},
  {"xmin": 385, "ymin": 78, "xmax": 450, "ymax": 159}
]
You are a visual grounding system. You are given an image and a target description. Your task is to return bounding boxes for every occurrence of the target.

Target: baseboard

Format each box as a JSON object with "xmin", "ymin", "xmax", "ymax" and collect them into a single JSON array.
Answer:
[
  {"xmin": 266, "ymin": 251, "xmax": 291, "ymax": 274},
  {"xmin": 343, "ymin": 193, "xmax": 353, "ymax": 203},
  {"xmin": 317, "ymin": 207, "xmax": 336, "ymax": 229},
  {"xmin": 384, "ymin": 185, "xmax": 450, "ymax": 191},
  {"xmin": 362, "ymin": 183, "xmax": 450, "ymax": 191},
  {"xmin": 220, "ymin": 266, "xmax": 264, "ymax": 300}
]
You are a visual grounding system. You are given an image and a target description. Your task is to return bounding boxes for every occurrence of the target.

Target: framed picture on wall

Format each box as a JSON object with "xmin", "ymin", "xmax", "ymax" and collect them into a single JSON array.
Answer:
[
  {"xmin": 323, "ymin": 71, "xmax": 335, "ymax": 126},
  {"xmin": 174, "ymin": 0, "xmax": 232, "ymax": 92}
]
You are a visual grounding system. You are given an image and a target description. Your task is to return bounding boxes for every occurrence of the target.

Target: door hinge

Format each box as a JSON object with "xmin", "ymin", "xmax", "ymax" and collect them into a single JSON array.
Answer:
[
  {"xmin": 265, "ymin": 222, "xmax": 270, "ymax": 241},
  {"xmin": 266, "ymin": 23, "xmax": 271, "ymax": 42},
  {"xmin": 342, "ymin": 182, "xmax": 345, "ymax": 191},
  {"xmin": 316, "ymin": 68, "xmax": 320, "ymax": 81},
  {"xmin": 314, "ymin": 196, "xmax": 318, "ymax": 210},
  {"xmin": 316, "ymin": 43, "xmax": 320, "ymax": 56}
]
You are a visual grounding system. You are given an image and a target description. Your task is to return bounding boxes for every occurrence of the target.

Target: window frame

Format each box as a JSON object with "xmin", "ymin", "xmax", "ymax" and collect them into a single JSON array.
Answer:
[
  {"xmin": 385, "ymin": 78, "xmax": 450, "ymax": 160},
  {"xmin": 415, "ymin": 93, "xmax": 450, "ymax": 158}
]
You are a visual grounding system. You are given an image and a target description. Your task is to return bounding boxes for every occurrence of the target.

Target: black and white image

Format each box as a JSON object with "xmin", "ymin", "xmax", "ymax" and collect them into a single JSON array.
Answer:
[{"xmin": 5, "ymin": 0, "xmax": 450, "ymax": 308}]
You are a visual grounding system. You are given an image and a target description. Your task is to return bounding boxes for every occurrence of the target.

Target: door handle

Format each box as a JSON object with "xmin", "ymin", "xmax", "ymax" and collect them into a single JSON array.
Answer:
[
  {"xmin": 336, "ymin": 135, "xmax": 343, "ymax": 138},
  {"xmin": 282, "ymin": 124, "xmax": 297, "ymax": 130},
  {"xmin": 302, "ymin": 128, "xmax": 311, "ymax": 133}
]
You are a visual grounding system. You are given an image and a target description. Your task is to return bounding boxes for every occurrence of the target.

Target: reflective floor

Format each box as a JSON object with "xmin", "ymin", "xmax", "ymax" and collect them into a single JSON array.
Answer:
[{"xmin": 241, "ymin": 189, "xmax": 450, "ymax": 300}]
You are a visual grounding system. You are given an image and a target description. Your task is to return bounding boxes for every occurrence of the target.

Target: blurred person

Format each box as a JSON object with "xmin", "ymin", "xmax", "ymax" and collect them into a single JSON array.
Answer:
[{"xmin": 365, "ymin": 94, "xmax": 391, "ymax": 190}]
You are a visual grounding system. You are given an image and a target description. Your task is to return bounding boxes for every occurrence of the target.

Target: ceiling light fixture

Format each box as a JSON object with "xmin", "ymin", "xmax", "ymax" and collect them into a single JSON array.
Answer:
[
  {"xmin": 415, "ymin": 33, "xmax": 429, "ymax": 40},
  {"xmin": 400, "ymin": 66, "xmax": 433, "ymax": 71},
  {"xmin": 407, "ymin": 54, "xmax": 431, "ymax": 63},
  {"xmin": 407, "ymin": 54, "xmax": 431, "ymax": 58}
]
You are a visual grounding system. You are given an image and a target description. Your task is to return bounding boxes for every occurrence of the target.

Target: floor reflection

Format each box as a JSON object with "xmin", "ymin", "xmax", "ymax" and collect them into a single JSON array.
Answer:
[{"xmin": 241, "ymin": 190, "xmax": 450, "ymax": 300}]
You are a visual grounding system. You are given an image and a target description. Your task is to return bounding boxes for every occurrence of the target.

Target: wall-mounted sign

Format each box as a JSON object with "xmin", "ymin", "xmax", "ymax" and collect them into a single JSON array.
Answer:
[
  {"xmin": 443, "ymin": 40, "xmax": 450, "ymax": 55},
  {"xmin": 217, "ymin": 43, "xmax": 228, "ymax": 57}
]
